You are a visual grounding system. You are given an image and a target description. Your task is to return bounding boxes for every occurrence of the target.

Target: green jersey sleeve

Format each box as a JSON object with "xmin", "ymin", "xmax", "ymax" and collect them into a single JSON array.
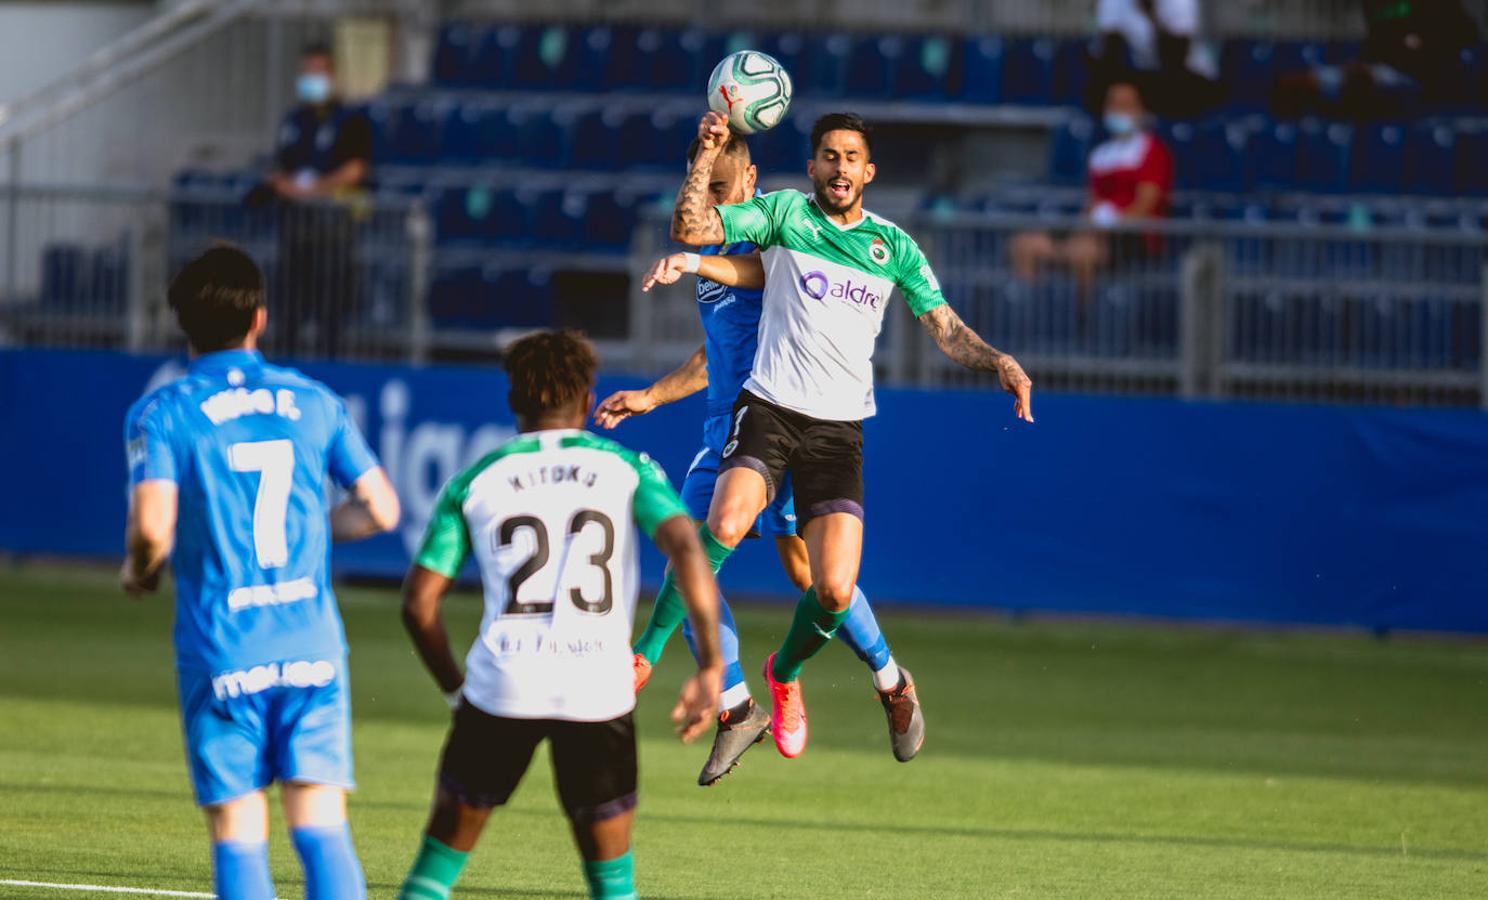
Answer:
[
  {"xmin": 414, "ymin": 478, "xmax": 472, "ymax": 578},
  {"xmin": 626, "ymin": 451, "xmax": 690, "ymax": 537},
  {"xmin": 890, "ymin": 234, "xmax": 948, "ymax": 317},
  {"xmin": 716, "ymin": 190, "xmax": 801, "ymax": 248}
]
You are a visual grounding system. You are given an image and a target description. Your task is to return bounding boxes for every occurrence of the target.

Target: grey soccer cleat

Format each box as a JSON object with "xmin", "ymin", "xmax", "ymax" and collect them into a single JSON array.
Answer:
[
  {"xmin": 876, "ymin": 667, "xmax": 925, "ymax": 762},
  {"xmin": 697, "ymin": 697, "xmax": 771, "ymax": 786}
]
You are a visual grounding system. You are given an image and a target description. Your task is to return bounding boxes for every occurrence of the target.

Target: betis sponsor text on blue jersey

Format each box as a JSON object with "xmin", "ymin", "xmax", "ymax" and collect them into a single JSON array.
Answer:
[
  {"xmin": 124, "ymin": 349, "xmax": 380, "ymax": 672},
  {"xmin": 698, "ymin": 240, "xmax": 764, "ymax": 419}
]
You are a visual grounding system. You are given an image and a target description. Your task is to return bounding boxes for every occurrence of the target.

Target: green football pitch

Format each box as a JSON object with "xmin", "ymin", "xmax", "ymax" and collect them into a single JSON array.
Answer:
[{"xmin": 1, "ymin": 563, "xmax": 1486, "ymax": 899}]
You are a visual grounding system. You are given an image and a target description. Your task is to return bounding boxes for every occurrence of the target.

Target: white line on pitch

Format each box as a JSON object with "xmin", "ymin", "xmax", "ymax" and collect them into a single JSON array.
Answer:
[{"xmin": 0, "ymin": 879, "xmax": 288, "ymax": 899}]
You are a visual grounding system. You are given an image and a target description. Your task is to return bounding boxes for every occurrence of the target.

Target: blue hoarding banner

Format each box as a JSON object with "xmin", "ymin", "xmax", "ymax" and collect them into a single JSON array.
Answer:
[{"xmin": 3, "ymin": 348, "xmax": 1486, "ymax": 632}]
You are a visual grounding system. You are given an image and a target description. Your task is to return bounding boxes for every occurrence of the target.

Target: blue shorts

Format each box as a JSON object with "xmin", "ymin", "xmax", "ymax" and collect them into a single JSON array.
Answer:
[
  {"xmin": 681, "ymin": 414, "xmax": 797, "ymax": 537},
  {"xmin": 177, "ymin": 656, "xmax": 354, "ymax": 807}
]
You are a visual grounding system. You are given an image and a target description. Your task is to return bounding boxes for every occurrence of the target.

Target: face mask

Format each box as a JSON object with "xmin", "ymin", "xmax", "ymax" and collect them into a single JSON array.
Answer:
[
  {"xmin": 1104, "ymin": 112, "xmax": 1138, "ymax": 136},
  {"xmin": 297, "ymin": 73, "xmax": 332, "ymax": 104}
]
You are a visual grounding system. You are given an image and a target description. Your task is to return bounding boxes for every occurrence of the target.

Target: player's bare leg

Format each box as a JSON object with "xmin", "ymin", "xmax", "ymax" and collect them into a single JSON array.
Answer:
[
  {"xmin": 205, "ymin": 791, "xmax": 275, "ymax": 900},
  {"xmin": 281, "ymin": 782, "xmax": 366, "ymax": 899},
  {"xmin": 570, "ymin": 810, "xmax": 639, "ymax": 898},
  {"xmin": 396, "ymin": 787, "xmax": 490, "ymax": 900},
  {"xmin": 706, "ymin": 467, "xmax": 769, "ymax": 547},
  {"xmin": 774, "ymin": 535, "xmax": 812, "ymax": 591}
]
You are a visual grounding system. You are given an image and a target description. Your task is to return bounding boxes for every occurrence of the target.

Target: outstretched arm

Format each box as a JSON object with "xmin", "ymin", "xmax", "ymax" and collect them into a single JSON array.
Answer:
[
  {"xmin": 594, "ymin": 344, "xmax": 709, "ymax": 429},
  {"xmin": 670, "ymin": 112, "xmax": 731, "ymax": 245},
  {"xmin": 919, "ymin": 305, "xmax": 1035, "ymax": 423},
  {"xmin": 401, "ymin": 565, "xmax": 465, "ymax": 703},
  {"xmin": 330, "ymin": 467, "xmax": 401, "ymax": 542},
  {"xmin": 641, "ymin": 251, "xmax": 765, "ymax": 292}
]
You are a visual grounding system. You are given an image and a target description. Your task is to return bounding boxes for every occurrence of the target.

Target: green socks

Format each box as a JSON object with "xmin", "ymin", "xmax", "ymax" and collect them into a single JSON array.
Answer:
[
  {"xmin": 633, "ymin": 524, "xmax": 735, "ymax": 665},
  {"xmin": 771, "ymin": 588, "xmax": 850, "ymax": 683},
  {"xmin": 583, "ymin": 850, "xmax": 637, "ymax": 899},
  {"xmin": 397, "ymin": 835, "xmax": 469, "ymax": 900}
]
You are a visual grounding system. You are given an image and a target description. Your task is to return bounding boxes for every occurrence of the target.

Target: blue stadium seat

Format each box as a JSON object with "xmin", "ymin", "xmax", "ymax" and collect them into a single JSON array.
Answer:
[
  {"xmin": 530, "ymin": 189, "xmax": 585, "ymax": 248},
  {"xmin": 568, "ymin": 108, "xmax": 625, "ymax": 171},
  {"xmin": 1246, "ymin": 122, "xmax": 1300, "ymax": 190},
  {"xmin": 845, "ymin": 34, "xmax": 896, "ymax": 98},
  {"xmin": 803, "ymin": 33, "xmax": 851, "ymax": 96},
  {"xmin": 758, "ymin": 30, "xmax": 805, "ymax": 76},
  {"xmin": 1048, "ymin": 116, "xmax": 1093, "ymax": 186},
  {"xmin": 1000, "ymin": 37, "xmax": 1055, "ymax": 105},
  {"xmin": 471, "ymin": 26, "xmax": 521, "ymax": 88},
  {"xmin": 487, "ymin": 267, "xmax": 555, "ymax": 328},
  {"xmin": 433, "ymin": 23, "xmax": 481, "ymax": 86},
  {"xmin": 653, "ymin": 28, "xmax": 704, "ymax": 92},
  {"xmin": 1406, "ymin": 123, "xmax": 1458, "ymax": 195},
  {"xmin": 440, "ymin": 104, "xmax": 486, "ymax": 164},
  {"xmin": 617, "ymin": 110, "xmax": 693, "ymax": 171},
  {"xmin": 511, "ymin": 106, "xmax": 567, "ymax": 168},
  {"xmin": 750, "ymin": 115, "xmax": 809, "ymax": 172},
  {"xmin": 1049, "ymin": 38, "xmax": 1091, "ymax": 107},
  {"xmin": 895, "ymin": 35, "xmax": 956, "ymax": 100},
  {"xmin": 959, "ymin": 36, "xmax": 1003, "ymax": 104},
  {"xmin": 41, "ymin": 244, "xmax": 86, "ymax": 310},
  {"xmin": 428, "ymin": 266, "xmax": 484, "ymax": 326},
  {"xmin": 1456, "ymin": 124, "xmax": 1488, "ymax": 194},
  {"xmin": 1352, "ymin": 122, "xmax": 1407, "ymax": 193},
  {"xmin": 512, "ymin": 25, "xmax": 589, "ymax": 90},
  {"xmin": 382, "ymin": 100, "xmax": 446, "ymax": 165},
  {"xmin": 1439, "ymin": 44, "xmax": 1487, "ymax": 114},
  {"xmin": 1195, "ymin": 119, "xmax": 1248, "ymax": 192},
  {"xmin": 581, "ymin": 189, "xmax": 642, "ymax": 252},
  {"xmin": 1298, "ymin": 119, "xmax": 1352, "ymax": 193},
  {"xmin": 1220, "ymin": 40, "xmax": 1278, "ymax": 112}
]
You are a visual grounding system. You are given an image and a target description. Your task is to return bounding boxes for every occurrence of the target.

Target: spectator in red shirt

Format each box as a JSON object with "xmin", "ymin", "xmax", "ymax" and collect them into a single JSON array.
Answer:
[{"xmin": 1011, "ymin": 81, "xmax": 1173, "ymax": 299}]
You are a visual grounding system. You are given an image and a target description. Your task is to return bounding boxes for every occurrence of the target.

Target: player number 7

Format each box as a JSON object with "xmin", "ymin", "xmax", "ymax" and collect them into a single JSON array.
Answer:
[{"xmin": 227, "ymin": 439, "xmax": 295, "ymax": 570}]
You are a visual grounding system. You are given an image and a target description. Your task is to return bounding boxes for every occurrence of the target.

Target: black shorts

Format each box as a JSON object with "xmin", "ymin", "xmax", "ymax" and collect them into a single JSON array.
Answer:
[
  {"xmin": 719, "ymin": 390, "xmax": 865, "ymax": 530},
  {"xmin": 437, "ymin": 701, "xmax": 637, "ymax": 824}
]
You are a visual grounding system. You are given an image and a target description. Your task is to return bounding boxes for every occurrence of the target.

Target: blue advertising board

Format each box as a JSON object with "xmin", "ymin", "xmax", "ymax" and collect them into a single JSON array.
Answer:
[{"xmin": 3, "ymin": 348, "xmax": 1487, "ymax": 632}]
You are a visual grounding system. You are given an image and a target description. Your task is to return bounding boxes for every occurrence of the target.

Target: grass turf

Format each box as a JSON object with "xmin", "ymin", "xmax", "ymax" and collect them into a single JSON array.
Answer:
[{"xmin": 0, "ymin": 562, "xmax": 1486, "ymax": 898}]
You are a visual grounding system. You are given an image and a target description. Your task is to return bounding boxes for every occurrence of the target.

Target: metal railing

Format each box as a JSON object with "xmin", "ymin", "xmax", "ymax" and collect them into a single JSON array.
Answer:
[
  {"xmin": 2, "ymin": 186, "xmax": 1485, "ymax": 409},
  {"xmin": 627, "ymin": 208, "xmax": 1488, "ymax": 408},
  {"xmin": 0, "ymin": 185, "xmax": 432, "ymax": 363}
]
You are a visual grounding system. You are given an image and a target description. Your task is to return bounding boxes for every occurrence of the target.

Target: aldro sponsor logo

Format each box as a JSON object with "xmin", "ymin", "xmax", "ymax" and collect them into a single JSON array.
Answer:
[{"xmin": 799, "ymin": 271, "xmax": 885, "ymax": 310}]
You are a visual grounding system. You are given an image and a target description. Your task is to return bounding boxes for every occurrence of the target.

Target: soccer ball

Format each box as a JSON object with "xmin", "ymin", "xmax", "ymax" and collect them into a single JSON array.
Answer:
[{"xmin": 707, "ymin": 50, "xmax": 793, "ymax": 135}]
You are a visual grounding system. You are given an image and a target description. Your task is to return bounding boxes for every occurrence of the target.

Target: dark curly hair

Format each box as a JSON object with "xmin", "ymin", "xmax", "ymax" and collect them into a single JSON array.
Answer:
[{"xmin": 504, "ymin": 329, "xmax": 599, "ymax": 423}]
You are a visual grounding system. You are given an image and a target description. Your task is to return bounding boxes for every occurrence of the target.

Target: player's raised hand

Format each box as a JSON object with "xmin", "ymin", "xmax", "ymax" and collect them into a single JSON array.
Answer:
[
  {"xmin": 697, "ymin": 111, "xmax": 730, "ymax": 153},
  {"xmin": 671, "ymin": 665, "xmax": 723, "ymax": 743},
  {"xmin": 997, "ymin": 356, "xmax": 1034, "ymax": 423},
  {"xmin": 593, "ymin": 389, "xmax": 656, "ymax": 430},
  {"xmin": 641, "ymin": 253, "xmax": 690, "ymax": 292}
]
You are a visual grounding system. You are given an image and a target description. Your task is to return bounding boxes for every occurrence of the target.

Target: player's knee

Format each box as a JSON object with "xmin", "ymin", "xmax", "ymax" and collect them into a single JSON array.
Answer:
[
  {"xmin": 814, "ymin": 579, "xmax": 856, "ymax": 613},
  {"xmin": 705, "ymin": 510, "xmax": 751, "ymax": 548}
]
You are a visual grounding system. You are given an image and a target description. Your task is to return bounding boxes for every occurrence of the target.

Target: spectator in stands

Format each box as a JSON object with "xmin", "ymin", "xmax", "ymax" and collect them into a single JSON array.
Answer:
[
  {"xmin": 1011, "ymin": 81, "xmax": 1173, "ymax": 301},
  {"xmin": 1272, "ymin": 0, "xmax": 1481, "ymax": 120},
  {"xmin": 1090, "ymin": 0, "xmax": 1223, "ymax": 118},
  {"xmin": 264, "ymin": 41, "xmax": 373, "ymax": 359}
]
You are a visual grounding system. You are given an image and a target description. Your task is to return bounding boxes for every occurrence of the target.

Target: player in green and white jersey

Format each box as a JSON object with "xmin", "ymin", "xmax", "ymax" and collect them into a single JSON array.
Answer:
[
  {"xmin": 669, "ymin": 110, "xmax": 1034, "ymax": 760},
  {"xmin": 394, "ymin": 330, "xmax": 722, "ymax": 900}
]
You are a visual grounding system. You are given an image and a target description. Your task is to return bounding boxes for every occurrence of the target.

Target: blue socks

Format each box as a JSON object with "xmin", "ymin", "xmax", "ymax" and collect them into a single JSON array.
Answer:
[
  {"xmin": 291, "ymin": 823, "xmax": 367, "ymax": 900},
  {"xmin": 583, "ymin": 851, "xmax": 638, "ymax": 899},
  {"xmin": 212, "ymin": 840, "xmax": 275, "ymax": 900},
  {"xmin": 683, "ymin": 591, "xmax": 747, "ymax": 697},
  {"xmin": 836, "ymin": 586, "xmax": 892, "ymax": 671}
]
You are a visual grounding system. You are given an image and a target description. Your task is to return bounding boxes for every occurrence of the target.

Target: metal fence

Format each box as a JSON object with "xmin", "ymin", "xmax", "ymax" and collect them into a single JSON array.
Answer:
[{"xmin": 1, "ymin": 186, "xmax": 1484, "ymax": 409}]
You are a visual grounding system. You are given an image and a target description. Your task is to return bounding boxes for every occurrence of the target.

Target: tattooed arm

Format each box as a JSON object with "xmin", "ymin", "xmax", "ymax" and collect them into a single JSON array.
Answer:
[
  {"xmin": 920, "ymin": 305, "xmax": 1035, "ymax": 423},
  {"xmin": 670, "ymin": 112, "xmax": 731, "ymax": 245}
]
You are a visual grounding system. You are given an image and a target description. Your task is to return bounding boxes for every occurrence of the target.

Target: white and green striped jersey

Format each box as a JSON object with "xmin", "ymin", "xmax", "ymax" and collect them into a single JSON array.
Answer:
[
  {"xmin": 717, "ymin": 189, "xmax": 947, "ymax": 421},
  {"xmin": 415, "ymin": 429, "xmax": 688, "ymax": 721}
]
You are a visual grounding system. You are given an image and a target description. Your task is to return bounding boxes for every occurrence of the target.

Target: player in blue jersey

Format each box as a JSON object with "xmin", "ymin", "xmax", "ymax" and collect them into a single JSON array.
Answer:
[
  {"xmin": 594, "ymin": 134, "xmax": 919, "ymax": 784},
  {"xmin": 120, "ymin": 245, "xmax": 400, "ymax": 900}
]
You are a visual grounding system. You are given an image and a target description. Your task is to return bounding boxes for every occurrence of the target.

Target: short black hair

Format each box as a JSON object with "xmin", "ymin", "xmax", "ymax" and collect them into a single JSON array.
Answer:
[
  {"xmin": 301, "ymin": 41, "xmax": 334, "ymax": 61},
  {"xmin": 687, "ymin": 133, "xmax": 752, "ymax": 166},
  {"xmin": 504, "ymin": 329, "xmax": 599, "ymax": 422},
  {"xmin": 167, "ymin": 244, "xmax": 265, "ymax": 353},
  {"xmin": 810, "ymin": 113, "xmax": 872, "ymax": 156}
]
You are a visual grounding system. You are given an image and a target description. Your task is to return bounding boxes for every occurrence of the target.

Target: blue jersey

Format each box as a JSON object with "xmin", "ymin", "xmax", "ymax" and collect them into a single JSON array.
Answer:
[
  {"xmin": 124, "ymin": 349, "xmax": 379, "ymax": 673},
  {"xmin": 698, "ymin": 241, "xmax": 765, "ymax": 420}
]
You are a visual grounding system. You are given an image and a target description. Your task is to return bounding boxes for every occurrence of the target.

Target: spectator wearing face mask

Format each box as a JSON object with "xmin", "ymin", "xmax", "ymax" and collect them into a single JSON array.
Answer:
[
  {"xmin": 264, "ymin": 41, "xmax": 373, "ymax": 359},
  {"xmin": 1011, "ymin": 81, "xmax": 1173, "ymax": 301}
]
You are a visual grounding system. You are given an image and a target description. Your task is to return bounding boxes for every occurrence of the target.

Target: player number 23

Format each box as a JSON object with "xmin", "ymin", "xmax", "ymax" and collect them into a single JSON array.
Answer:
[
  {"xmin": 496, "ymin": 510, "xmax": 616, "ymax": 616},
  {"xmin": 227, "ymin": 439, "xmax": 295, "ymax": 570}
]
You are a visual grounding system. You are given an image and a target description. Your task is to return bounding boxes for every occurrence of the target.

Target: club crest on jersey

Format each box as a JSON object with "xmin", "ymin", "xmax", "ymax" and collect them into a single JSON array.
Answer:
[{"xmin": 869, "ymin": 238, "xmax": 891, "ymax": 265}]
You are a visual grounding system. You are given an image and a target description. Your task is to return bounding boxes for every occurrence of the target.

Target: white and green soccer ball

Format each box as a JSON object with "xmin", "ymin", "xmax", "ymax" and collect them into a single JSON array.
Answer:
[{"xmin": 706, "ymin": 50, "xmax": 793, "ymax": 135}]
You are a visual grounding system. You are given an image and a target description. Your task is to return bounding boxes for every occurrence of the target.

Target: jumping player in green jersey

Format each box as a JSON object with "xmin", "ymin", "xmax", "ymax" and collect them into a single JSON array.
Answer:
[
  {"xmin": 395, "ymin": 330, "xmax": 723, "ymax": 900},
  {"xmin": 669, "ymin": 110, "xmax": 1034, "ymax": 759}
]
